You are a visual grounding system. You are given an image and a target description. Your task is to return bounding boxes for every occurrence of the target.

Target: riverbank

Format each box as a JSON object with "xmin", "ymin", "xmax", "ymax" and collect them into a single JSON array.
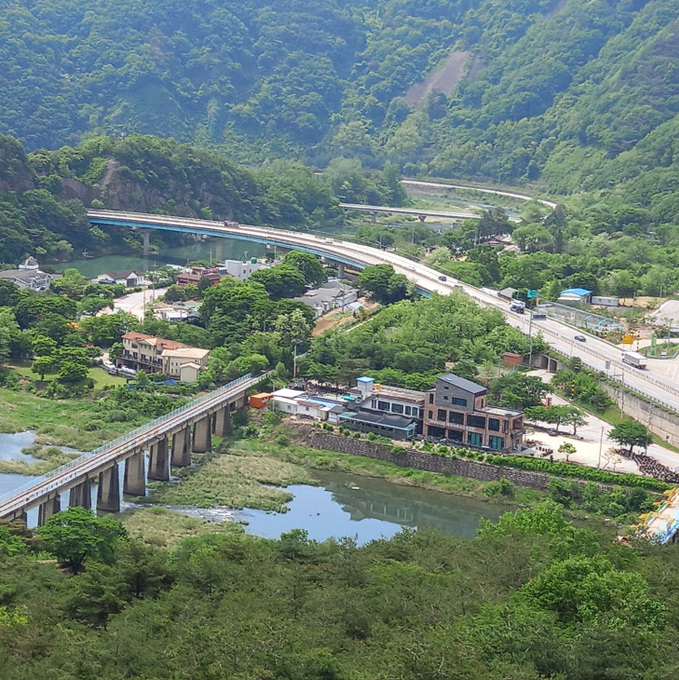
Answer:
[
  {"xmin": 0, "ymin": 444, "xmax": 78, "ymax": 475},
  {"xmin": 0, "ymin": 386, "xmax": 144, "ymax": 453}
]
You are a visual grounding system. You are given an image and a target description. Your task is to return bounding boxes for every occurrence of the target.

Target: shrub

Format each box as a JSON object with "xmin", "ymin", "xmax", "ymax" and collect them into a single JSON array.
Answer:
[
  {"xmin": 105, "ymin": 409, "xmax": 128, "ymax": 423},
  {"xmin": 390, "ymin": 445, "xmax": 403, "ymax": 456},
  {"xmin": 485, "ymin": 454, "xmax": 670, "ymax": 491},
  {"xmin": 352, "ymin": 432, "xmax": 362, "ymax": 439},
  {"xmin": 484, "ymin": 478, "xmax": 516, "ymax": 499}
]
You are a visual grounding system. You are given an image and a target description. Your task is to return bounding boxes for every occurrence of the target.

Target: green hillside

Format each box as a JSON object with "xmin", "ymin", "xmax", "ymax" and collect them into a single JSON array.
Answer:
[{"xmin": 4, "ymin": 0, "xmax": 679, "ymax": 206}]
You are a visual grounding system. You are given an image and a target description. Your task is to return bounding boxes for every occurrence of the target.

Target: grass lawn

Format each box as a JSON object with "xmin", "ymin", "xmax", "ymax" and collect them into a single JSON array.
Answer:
[
  {"xmin": 149, "ymin": 445, "xmax": 314, "ymax": 512},
  {"xmin": 0, "ymin": 386, "xmax": 146, "ymax": 452},
  {"xmin": 120, "ymin": 506, "xmax": 243, "ymax": 548},
  {"xmin": 9, "ymin": 361, "xmax": 128, "ymax": 389}
]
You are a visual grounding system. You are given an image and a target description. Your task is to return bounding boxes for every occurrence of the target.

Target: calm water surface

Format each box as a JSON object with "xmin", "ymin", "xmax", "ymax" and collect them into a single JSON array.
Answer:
[
  {"xmin": 56, "ymin": 239, "xmax": 268, "ymax": 278},
  {"xmin": 238, "ymin": 470, "xmax": 508, "ymax": 544},
  {"xmin": 0, "ymin": 431, "xmax": 41, "ymax": 498}
]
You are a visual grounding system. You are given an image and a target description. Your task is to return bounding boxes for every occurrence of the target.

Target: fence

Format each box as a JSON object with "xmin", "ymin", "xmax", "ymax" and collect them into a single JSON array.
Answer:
[{"xmin": 0, "ymin": 373, "xmax": 264, "ymax": 507}]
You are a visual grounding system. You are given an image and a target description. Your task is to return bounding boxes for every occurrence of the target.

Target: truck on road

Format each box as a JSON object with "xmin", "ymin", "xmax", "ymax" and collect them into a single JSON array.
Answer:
[
  {"xmin": 510, "ymin": 300, "xmax": 526, "ymax": 313},
  {"xmin": 622, "ymin": 351, "xmax": 647, "ymax": 369}
]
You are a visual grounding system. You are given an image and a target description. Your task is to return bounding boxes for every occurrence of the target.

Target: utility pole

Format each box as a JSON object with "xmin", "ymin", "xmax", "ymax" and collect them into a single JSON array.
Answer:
[{"xmin": 598, "ymin": 425, "xmax": 604, "ymax": 469}]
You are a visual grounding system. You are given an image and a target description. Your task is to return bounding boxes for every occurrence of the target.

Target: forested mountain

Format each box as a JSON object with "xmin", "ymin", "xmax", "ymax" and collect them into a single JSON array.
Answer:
[
  {"xmin": 5, "ymin": 0, "xmax": 679, "ymax": 203},
  {"xmin": 0, "ymin": 132, "xmax": 408, "ymax": 263}
]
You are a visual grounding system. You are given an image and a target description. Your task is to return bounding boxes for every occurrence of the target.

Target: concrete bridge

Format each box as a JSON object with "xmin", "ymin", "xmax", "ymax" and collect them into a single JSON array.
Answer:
[
  {"xmin": 338, "ymin": 202, "xmax": 478, "ymax": 224},
  {"xmin": 0, "ymin": 373, "xmax": 266, "ymax": 526}
]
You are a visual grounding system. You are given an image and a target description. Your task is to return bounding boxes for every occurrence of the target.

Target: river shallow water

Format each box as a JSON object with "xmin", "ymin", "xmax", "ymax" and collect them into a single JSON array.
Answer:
[
  {"xmin": 166, "ymin": 470, "xmax": 508, "ymax": 545},
  {"xmin": 0, "ymin": 429, "xmax": 508, "ymax": 542}
]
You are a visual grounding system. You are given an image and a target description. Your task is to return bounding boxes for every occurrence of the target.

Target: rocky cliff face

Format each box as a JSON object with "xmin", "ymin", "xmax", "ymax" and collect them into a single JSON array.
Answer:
[
  {"xmin": 60, "ymin": 158, "xmax": 240, "ymax": 220},
  {"xmin": 0, "ymin": 135, "xmax": 35, "ymax": 193}
]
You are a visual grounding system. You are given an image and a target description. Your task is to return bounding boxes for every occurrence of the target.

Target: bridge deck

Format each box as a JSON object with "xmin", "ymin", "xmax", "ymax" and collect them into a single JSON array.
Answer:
[
  {"xmin": 339, "ymin": 202, "xmax": 477, "ymax": 220},
  {"xmin": 0, "ymin": 373, "xmax": 265, "ymax": 519}
]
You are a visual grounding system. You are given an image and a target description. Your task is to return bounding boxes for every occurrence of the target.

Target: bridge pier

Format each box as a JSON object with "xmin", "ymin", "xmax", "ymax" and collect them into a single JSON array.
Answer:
[
  {"xmin": 69, "ymin": 479, "xmax": 92, "ymax": 509},
  {"xmin": 213, "ymin": 407, "xmax": 232, "ymax": 438},
  {"xmin": 337, "ymin": 262, "xmax": 345, "ymax": 278},
  {"xmin": 37, "ymin": 495, "xmax": 61, "ymax": 526},
  {"xmin": 148, "ymin": 439, "xmax": 170, "ymax": 481},
  {"xmin": 124, "ymin": 449, "xmax": 146, "ymax": 496},
  {"xmin": 171, "ymin": 427, "xmax": 192, "ymax": 467},
  {"xmin": 192, "ymin": 415, "xmax": 212, "ymax": 453},
  {"xmin": 142, "ymin": 230, "xmax": 151, "ymax": 257},
  {"xmin": 371, "ymin": 211, "xmax": 377, "ymax": 225},
  {"xmin": 97, "ymin": 465, "xmax": 120, "ymax": 513},
  {"xmin": 418, "ymin": 214, "xmax": 426, "ymax": 223},
  {"xmin": 214, "ymin": 239, "xmax": 223, "ymax": 262}
]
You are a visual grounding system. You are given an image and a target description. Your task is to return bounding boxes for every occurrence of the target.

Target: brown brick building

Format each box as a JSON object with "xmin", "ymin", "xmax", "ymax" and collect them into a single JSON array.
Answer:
[{"xmin": 423, "ymin": 374, "xmax": 523, "ymax": 453}]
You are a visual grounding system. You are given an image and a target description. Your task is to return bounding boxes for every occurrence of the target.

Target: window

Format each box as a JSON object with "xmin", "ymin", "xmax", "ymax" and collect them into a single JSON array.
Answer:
[
  {"xmin": 448, "ymin": 429, "xmax": 463, "ymax": 442},
  {"xmin": 452, "ymin": 397, "xmax": 468, "ymax": 406},
  {"xmin": 448, "ymin": 411, "xmax": 464, "ymax": 424},
  {"xmin": 428, "ymin": 425, "xmax": 446, "ymax": 439},
  {"xmin": 489, "ymin": 436, "xmax": 505, "ymax": 451},
  {"xmin": 437, "ymin": 409, "xmax": 447, "ymax": 422},
  {"xmin": 468, "ymin": 432, "xmax": 483, "ymax": 447},
  {"xmin": 488, "ymin": 418, "xmax": 500, "ymax": 432},
  {"xmin": 428, "ymin": 393, "xmax": 434, "ymax": 404},
  {"xmin": 391, "ymin": 403, "xmax": 404, "ymax": 414},
  {"xmin": 377, "ymin": 400, "xmax": 390, "ymax": 411},
  {"xmin": 428, "ymin": 410, "xmax": 433, "ymax": 419},
  {"xmin": 467, "ymin": 415, "xmax": 486, "ymax": 429},
  {"xmin": 404, "ymin": 405, "xmax": 412, "ymax": 416},
  {"xmin": 443, "ymin": 395, "xmax": 449, "ymax": 401}
]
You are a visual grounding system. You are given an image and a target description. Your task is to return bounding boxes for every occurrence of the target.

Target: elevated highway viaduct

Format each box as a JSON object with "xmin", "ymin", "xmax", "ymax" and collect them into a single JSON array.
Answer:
[{"xmin": 87, "ymin": 210, "xmax": 679, "ymax": 417}]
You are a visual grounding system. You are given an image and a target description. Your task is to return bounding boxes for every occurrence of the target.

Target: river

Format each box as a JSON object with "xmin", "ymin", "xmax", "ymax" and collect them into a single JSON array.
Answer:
[
  {"xmin": 0, "ymin": 435, "xmax": 507, "ymax": 541},
  {"xmin": 55, "ymin": 239, "xmax": 268, "ymax": 278},
  {"xmin": 169, "ymin": 470, "xmax": 508, "ymax": 545}
]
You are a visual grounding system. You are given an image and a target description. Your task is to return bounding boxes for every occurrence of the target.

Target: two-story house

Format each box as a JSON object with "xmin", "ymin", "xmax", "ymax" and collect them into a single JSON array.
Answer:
[
  {"xmin": 118, "ymin": 332, "xmax": 209, "ymax": 381},
  {"xmin": 423, "ymin": 374, "xmax": 523, "ymax": 452}
]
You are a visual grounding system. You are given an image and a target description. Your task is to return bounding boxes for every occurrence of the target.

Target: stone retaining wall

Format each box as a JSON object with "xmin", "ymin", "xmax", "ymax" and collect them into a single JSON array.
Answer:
[
  {"xmin": 600, "ymin": 382, "xmax": 679, "ymax": 447},
  {"xmin": 296, "ymin": 426, "xmax": 552, "ymax": 490}
]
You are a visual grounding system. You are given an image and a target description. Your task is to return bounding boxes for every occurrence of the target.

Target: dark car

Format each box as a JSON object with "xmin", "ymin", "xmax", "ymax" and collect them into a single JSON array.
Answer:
[
  {"xmin": 574, "ymin": 335, "xmax": 586, "ymax": 342},
  {"xmin": 547, "ymin": 429, "xmax": 558, "ymax": 436},
  {"xmin": 438, "ymin": 275, "xmax": 447, "ymax": 282}
]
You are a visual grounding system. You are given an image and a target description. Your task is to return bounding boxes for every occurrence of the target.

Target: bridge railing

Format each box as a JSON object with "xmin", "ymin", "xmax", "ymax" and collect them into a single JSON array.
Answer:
[{"xmin": 0, "ymin": 373, "xmax": 261, "ymax": 506}]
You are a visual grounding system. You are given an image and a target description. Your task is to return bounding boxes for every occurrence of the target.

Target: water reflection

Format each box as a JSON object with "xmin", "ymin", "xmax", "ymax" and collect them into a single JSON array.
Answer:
[
  {"xmin": 56, "ymin": 240, "xmax": 268, "ymax": 279},
  {"xmin": 240, "ymin": 470, "xmax": 508, "ymax": 545}
]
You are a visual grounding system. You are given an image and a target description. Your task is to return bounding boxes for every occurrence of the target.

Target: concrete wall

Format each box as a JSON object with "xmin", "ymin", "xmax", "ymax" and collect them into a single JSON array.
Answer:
[
  {"xmin": 297, "ymin": 426, "xmax": 552, "ymax": 490},
  {"xmin": 534, "ymin": 351, "xmax": 679, "ymax": 447},
  {"xmin": 600, "ymin": 382, "xmax": 679, "ymax": 448}
]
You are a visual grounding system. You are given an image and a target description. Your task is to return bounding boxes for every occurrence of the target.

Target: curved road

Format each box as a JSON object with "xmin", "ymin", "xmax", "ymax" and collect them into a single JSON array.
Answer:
[
  {"xmin": 403, "ymin": 179, "xmax": 559, "ymax": 209},
  {"xmin": 89, "ymin": 210, "xmax": 679, "ymax": 417}
]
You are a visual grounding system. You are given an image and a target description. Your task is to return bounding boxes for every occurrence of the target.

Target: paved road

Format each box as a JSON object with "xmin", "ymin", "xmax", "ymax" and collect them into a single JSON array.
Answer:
[
  {"xmin": 99, "ymin": 288, "xmax": 167, "ymax": 321},
  {"xmin": 339, "ymin": 202, "xmax": 478, "ymax": 220},
  {"xmin": 402, "ymin": 179, "xmax": 558, "ymax": 209},
  {"xmin": 87, "ymin": 211, "xmax": 679, "ymax": 417}
]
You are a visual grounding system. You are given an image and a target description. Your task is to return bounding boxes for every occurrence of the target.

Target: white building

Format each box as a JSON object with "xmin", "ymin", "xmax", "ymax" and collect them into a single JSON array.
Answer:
[
  {"xmin": 0, "ymin": 257, "xmax": 54, "ymax": 292},
  {"xmin": 293, "ymin": 280, "xmax": 358, "ymax": 319},
  {"xmin": 94, "ymin": 269, "xmax": 146, "ymax": 287},
  {"xmin": 270, "ymin": 388, "xmax": 344, "ymax": 422},
  {"xmin": 219, "ymin": 259, "xmax": 270, "ymax": 282}
]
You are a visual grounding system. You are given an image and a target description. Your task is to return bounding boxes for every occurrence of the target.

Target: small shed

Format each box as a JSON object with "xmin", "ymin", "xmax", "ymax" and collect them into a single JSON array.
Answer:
[
  {"xmin": 178, "ymin": 362, "xmax": 202, "ymax": 383},
  {"xmin": 502, "ymin": 352, "xmax": 524, "ymax": 367},
  {"xmin": 249, "ymin": 392, "xmax": 273, "ymax": 408}
]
